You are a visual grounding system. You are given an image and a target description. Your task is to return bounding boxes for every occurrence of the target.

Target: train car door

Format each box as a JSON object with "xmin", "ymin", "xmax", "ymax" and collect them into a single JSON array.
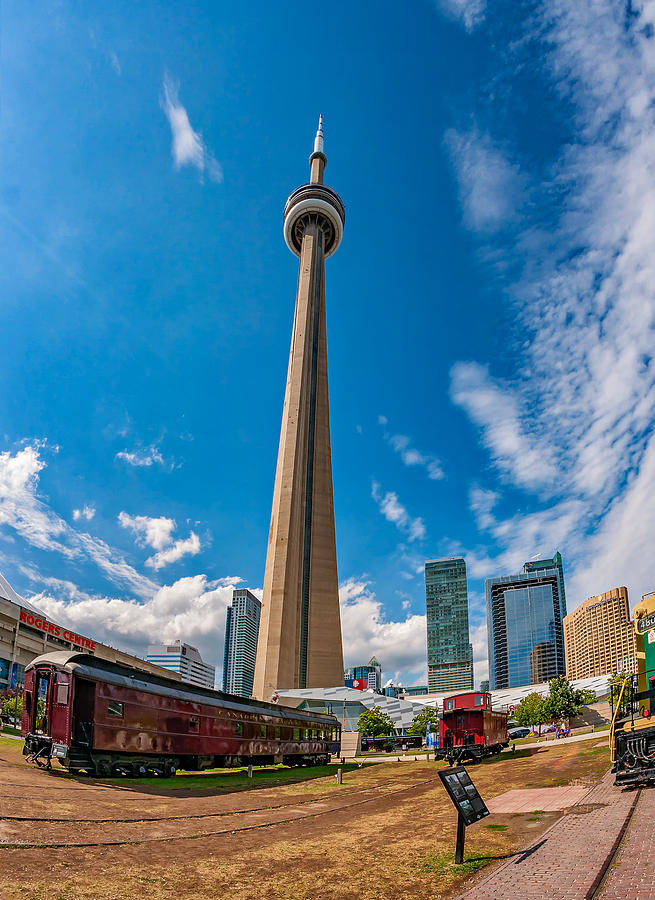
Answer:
[
  {"xmin": 32, "ymin": 669, "xmax": 53, "ymax": 736},
  {"xmin": 72, "ymin": 678, "xmax": 96, "ymax": 748}
]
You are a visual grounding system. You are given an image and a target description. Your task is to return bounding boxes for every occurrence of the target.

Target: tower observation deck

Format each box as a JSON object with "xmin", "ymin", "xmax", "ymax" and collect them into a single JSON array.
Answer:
[{"xmin": 253, "ymin": 117, "xmax": 345, "ymax": 700}]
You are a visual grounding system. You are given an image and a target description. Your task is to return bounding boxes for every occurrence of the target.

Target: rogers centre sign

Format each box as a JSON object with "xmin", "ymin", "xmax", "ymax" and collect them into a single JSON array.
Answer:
[{"xmin": 19, "ymin": 609, "xmax": 97, "ymax": 651}]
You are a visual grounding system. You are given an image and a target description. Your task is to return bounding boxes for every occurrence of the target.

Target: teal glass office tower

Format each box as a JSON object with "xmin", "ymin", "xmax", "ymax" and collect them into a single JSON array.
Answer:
[{"xmin": 425, "ymin": 556, "xmax": 474, "ymax": 693}]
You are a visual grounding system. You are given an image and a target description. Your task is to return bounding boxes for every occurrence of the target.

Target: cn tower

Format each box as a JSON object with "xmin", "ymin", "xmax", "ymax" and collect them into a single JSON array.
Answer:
[{"xmin": 253, "ymin": 117, "xmax": 345, "ymax": 699}]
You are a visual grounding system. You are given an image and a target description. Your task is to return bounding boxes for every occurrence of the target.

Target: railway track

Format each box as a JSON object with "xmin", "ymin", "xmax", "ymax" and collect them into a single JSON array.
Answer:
[
  {"xmin": 585, "ymin": 786, "xmax": 642, "ymax": 899},
  {"xmin": 0, "ymin": 775, "xmax": 440, "ymax": 849},
  {"xmin": 0, "ymin": 774, "xmax": 433, "ymax": 824}
]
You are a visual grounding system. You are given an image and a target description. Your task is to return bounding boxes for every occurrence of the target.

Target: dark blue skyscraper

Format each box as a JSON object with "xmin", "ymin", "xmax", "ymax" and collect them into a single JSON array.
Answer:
[{"xmin": 486, "ymin": 552, "xmax": 567, "ymax": 689}]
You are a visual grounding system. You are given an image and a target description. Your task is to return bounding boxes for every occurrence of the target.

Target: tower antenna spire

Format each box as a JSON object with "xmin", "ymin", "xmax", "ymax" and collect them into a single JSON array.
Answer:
[{"xmin": 313, "ymin": 113, "xmax": 324, "ymax": 154}]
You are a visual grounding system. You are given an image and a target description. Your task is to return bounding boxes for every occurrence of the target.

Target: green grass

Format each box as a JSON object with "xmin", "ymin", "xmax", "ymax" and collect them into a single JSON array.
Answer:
[
  {"xmin": 0, "ymin": 726, "xmax": 21, "ymax": 737},
  {"xmin": 104, "ymin": 761, "xmax": 367, "ymax": 791},
  {"xmin": 484, "ymin": 823, "xmax": 507, "ymax": 831}
]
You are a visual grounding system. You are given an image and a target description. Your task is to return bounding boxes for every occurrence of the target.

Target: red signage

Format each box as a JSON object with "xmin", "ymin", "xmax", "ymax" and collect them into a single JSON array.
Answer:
[{"xmin": 19, "ymin": 609, "xmax": 96, "ymax": 651}]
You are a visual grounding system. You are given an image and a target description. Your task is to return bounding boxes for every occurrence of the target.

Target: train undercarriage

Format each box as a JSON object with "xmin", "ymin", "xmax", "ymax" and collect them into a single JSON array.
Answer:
[{"xmin": 23, "ymin": 732, "xmax": 330, "ymax": 777}]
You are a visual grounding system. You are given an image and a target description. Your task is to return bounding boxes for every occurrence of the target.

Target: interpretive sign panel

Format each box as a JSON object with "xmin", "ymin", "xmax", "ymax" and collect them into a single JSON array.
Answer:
[{"xmin": 438, "ymin": 766, "xmax": 489, "ymax": 826}]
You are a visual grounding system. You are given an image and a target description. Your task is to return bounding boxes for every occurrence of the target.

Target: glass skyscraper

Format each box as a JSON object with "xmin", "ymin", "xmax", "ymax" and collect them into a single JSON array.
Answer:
[
  {"xmin": 222, "ymin": 589, "xmax": 261, "ymax": 698},
  {"xmin": 486, "ymin": 552, "xmax": 567, "ymax": 690},
  {"xmin": 425, "ymin": 556, "xmax": 474, "ymax": 693}
]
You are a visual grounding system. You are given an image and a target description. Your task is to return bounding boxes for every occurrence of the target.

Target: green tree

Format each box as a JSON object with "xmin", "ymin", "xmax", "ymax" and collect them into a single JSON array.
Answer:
[
  {"xmin": 357, "ymin": 706, "xmax": 395, "ymax": 737},
  {"xmin": 542, "ymin": 676, "xmax": 592, "ymax": 722},
  {"xmin": 514, "ymin": 692, "xmax": 546, "ymax": 729},
  {"xmin": 609, "ymin": 671, "xmax": 633, "ymax": 715},
  {"xmin": 1, "ymin": 692, "xmax": 22, "ymax": 723},
  {"xmin": 407, "ymin": 706, "xmax": 438, "ymax": 736}
]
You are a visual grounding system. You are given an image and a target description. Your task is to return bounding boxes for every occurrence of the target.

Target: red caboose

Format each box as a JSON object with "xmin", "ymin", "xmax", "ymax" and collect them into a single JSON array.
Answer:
[{"xmin": 436, "ymin": 691, "xmax": 508, "ymax": 764}]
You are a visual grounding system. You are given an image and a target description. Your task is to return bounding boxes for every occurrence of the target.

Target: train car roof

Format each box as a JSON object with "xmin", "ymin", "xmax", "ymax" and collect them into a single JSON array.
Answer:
[{"xmin": 25, "ymin": 651, "xmax": 339, "ymax": 725}]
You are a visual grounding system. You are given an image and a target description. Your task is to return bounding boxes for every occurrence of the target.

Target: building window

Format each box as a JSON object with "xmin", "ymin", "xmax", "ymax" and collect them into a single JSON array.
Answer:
[{"xmin": 107, "ymin": 700, "xmax": 123, "ymax": 718}]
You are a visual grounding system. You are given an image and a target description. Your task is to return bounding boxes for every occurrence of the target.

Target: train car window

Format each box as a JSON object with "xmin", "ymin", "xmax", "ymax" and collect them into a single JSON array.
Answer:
[
  {"xmin": 274, "ymin": 726, "xmax": 281, "ymax": 739},
  {"xmin": 311, "ymin": 729, "xmax": 317, "ymax": 739},
  {"xmin": 445, "ymin": 699, "xmax": 455, "ymax": 711},
  {"xmin": 235, "ymin": 722, "xmax": 243, "ymax": 736},
  {"xmin": 293, "ymin": 727, "xmax": 300, "ymax": 740},
  {"xmin": 189, "ymin": 718, "xmax": 199, "ymax": 730},
  {"xmin": 107, "ymin": 700, "xmax": 124, "ymax": 718},
  {"xmin": 56, "ymin": 683, "xmax": 69, "ymax": 705},
  {"xmin": 474, "ymin": 695, "xmax": 484, "ymax": 706},
  {"xmin": 260, "ymin": 724, "xmax": 267, "ymax": 738},
  {"xmin": 303, "ymin": 728, "xmax": 309, "ymax": 739}
]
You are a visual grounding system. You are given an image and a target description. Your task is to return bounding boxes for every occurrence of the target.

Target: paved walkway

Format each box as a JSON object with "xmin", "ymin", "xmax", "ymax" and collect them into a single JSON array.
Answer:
[
  {"xmin": 486, "ymin": 784, "xmax": 591, "ymax": 813},
  {"xmin": 458, "ymin": 771, "xmax": 640, "ymax": 899}
]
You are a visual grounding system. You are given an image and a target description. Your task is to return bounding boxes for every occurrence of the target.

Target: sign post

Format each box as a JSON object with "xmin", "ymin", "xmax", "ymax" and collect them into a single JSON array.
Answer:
[{"xmin": 438, "ymin": 766, "xmax": 489, "ymax": 865}]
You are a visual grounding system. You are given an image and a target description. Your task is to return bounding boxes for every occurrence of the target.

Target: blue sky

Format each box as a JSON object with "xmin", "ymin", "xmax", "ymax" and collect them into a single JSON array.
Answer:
[{"xmin": 2, "ymin": 0, "xmax": 655, "ymax": 687}]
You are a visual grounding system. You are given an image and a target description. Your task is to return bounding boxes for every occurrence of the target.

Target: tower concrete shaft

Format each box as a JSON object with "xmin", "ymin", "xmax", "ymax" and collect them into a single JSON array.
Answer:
[{"xmin": 253, "ymin": 119, "xmax": 345, "ymax": 700}]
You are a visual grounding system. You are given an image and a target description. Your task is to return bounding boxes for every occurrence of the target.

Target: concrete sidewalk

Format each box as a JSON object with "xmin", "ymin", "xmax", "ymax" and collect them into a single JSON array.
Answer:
[{"xmin": 458, "ymin": 771, "xmax": 641, "ymax": 899}]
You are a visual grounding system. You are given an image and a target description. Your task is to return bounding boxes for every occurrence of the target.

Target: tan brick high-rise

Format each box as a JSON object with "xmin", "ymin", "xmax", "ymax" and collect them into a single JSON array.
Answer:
[
  {"xmin": 563, "ymin": 587, "xmax": 637, "ymax": 680},
  {"xmin": 253, "ymin": 117, "xmax": 344, "ymax": 700}
]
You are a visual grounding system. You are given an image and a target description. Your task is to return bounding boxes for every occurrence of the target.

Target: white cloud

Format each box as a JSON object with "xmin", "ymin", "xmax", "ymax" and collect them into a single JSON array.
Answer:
[
  {"xmin": 115, "ymin": 445, "xmax": 166, "ymax": 468},
  {"xmin": 160, "ymin": 73, "xmax": 223, "ymax": 184},
  {"xmin": 109, "ymin": 51, "xmax": 121, "ymax": 76},
  {"xmin": 119, "ymin": 511, "xmax": 202, "ymax": 570},
  {"xmin": 118, "ymin": 512, "xmax": 175, "ymax": 550},
  {"xmin": 340, "ymin": 578, "xmax": 427, "ymax": 683},
  {"xmin": 445, "ymin": 129, "xmax": 525, "ymax": 233},
  {"xmin": 72, "ymin": 505, "xmax": 95, "ymax": 522},
  {"xmin": 470, "ymin": 620, "xmax": 489, "ymax": 685},
  {"xmin": 146, "ymin": 532, "xmax": 201, "ymax": 571},
  {"xmin": 371, "ymin": 480, "xmax": 426, "ymax": 542},
  {"xmin": 436, "ymin": 0, "xmax": 486, "ymax": 32},
  {"xmin": 31, "ymin": 574, "xmax": 242, "ymax": 670}
]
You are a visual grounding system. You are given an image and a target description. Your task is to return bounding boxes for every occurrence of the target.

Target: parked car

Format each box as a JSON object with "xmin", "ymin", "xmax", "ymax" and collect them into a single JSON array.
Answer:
[{"xmin": 508, "ymin": 726, "xmax": 531, "ymax": 739}]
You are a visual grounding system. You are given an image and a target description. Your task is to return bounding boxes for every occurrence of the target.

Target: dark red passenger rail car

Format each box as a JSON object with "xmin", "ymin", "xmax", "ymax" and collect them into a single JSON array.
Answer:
[
  {"xmin": 22, "ymin": 651, "xmax": 340, "ymax": 777},
  {"xmin": 435, "ymin": 691, "xmax": 508, "ymax": 764}
]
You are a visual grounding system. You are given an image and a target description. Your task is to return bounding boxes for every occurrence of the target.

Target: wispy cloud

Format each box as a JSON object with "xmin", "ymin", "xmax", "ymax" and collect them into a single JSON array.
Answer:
[
  {"xmin": 445, "ymin": 128, "xmax": 525, "ymax": 233},
  {"xmin": 371, "ymin": 480, "xmax": 426, "ymax": 542},
  {"xmin": 450, "ymin": 362, "xmax": 556, "ymax": 492},
  {"xmin": 160, "ymin": 73, "xmax": 223, "ymax": 184},
  {"xmin": 379, "ymin": 417, "xmax": 444, "ymax": 481},
  {"xmin": 448, "ymin": 2, "xmax": 655, "ymax": 610},
  {"xmin": 72, "ymin": 505, "xmax": 95, "ymax": 522},
  {"xmin": 0, "ymin": 445, "xmax": 158, "ymax": 598},
  {"xmin": 115, "ymin": 445, "xmax": 166, "ymax": 468},
  {"xmin": 435, "ymin": 0, "xmax": 486, "ymax": 32}
]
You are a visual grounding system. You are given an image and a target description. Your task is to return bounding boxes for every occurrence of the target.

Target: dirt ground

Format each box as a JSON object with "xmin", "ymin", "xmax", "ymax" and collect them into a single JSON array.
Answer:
[{"xmin": 0, "ymin": 736, "xmax": 611, "ymax": 900}]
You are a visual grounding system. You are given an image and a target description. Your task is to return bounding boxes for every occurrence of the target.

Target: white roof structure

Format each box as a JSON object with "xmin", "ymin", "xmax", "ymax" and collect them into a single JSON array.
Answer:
[
  {"xmin": 0, "ymin": 571, "xmax": 42, "ymax": 613},
  {"xmin": 275, "ymin": 686, "xmax": 430, "ymax": 732},
  {"xmin": 408, "ymin": 673, "xmax": 612, "ymax": 712}
]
